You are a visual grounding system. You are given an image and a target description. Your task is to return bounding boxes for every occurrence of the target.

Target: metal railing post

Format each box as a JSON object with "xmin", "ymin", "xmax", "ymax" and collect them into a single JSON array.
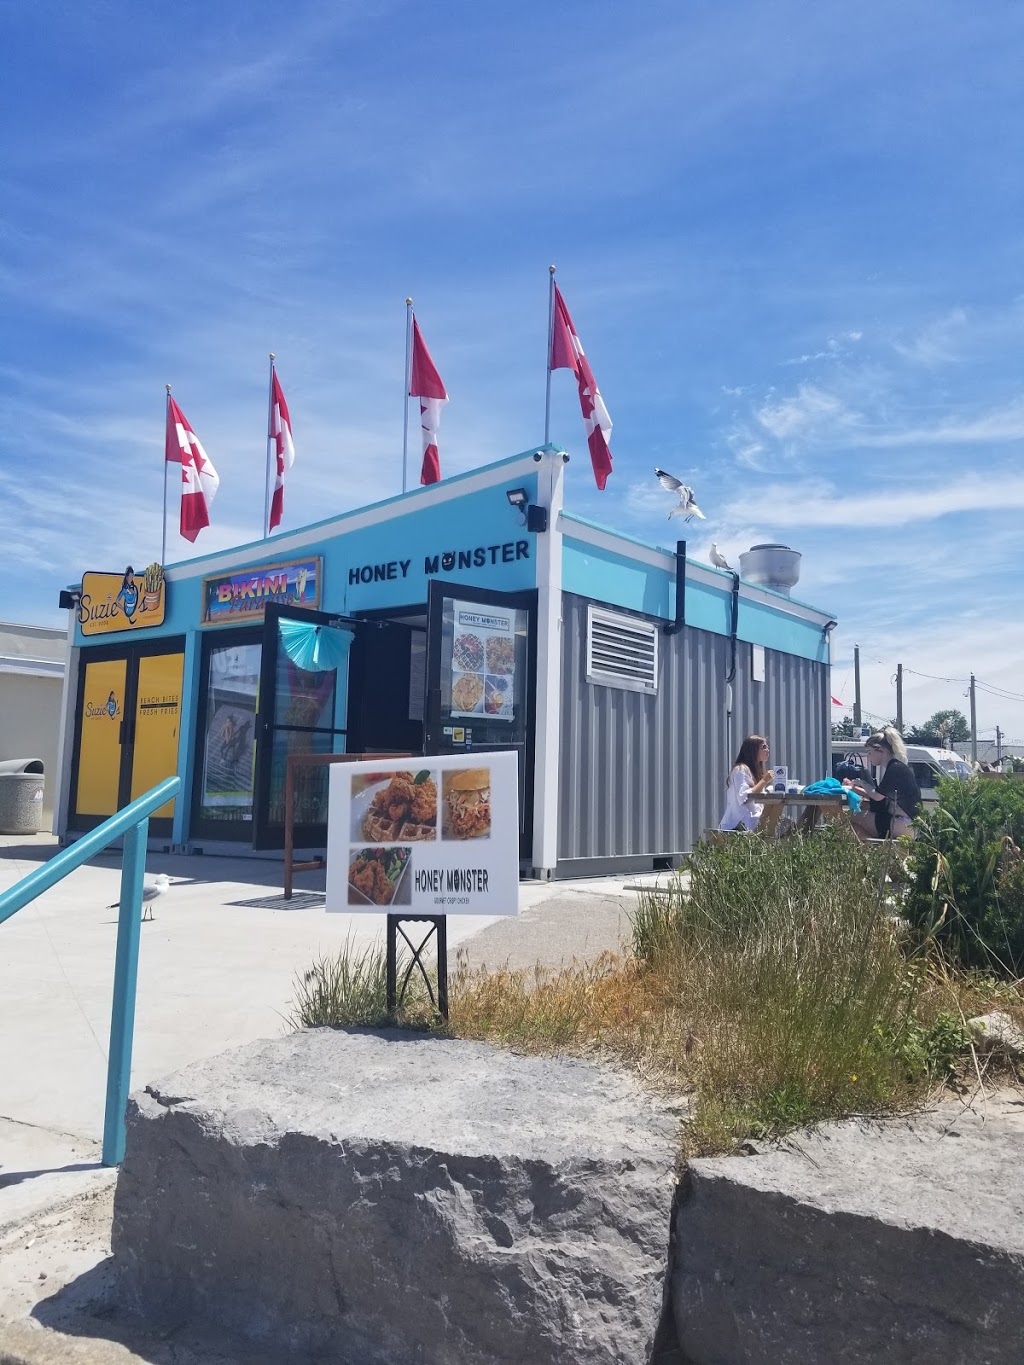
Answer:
[{"xmin": 102, "ymin": 816, "xmax": 149, "ymax": 1166}]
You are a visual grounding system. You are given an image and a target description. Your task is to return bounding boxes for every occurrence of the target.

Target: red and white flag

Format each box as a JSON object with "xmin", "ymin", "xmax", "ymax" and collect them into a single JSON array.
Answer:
[
  {"xmin": 268, "ymin": 368, "xmax": 295, "ymax": 532},
  {"xmin": 409, "ymin": 318, "xmax": 447, "ymax": 486},
  {"xmin": 549, "ymin": 282, "xmax": 613, "ymax": 490},
  {"xmin": 165, "ymin": 396, "xmax": 219, "ymax": 543}
]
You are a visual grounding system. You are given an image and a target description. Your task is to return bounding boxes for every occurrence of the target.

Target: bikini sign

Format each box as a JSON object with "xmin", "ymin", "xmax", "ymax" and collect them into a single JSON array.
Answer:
[
  {"xmin": 202, "ymin": 557, "xmax": 321, "ymax": 625},
  {"xmin": 78, "ymin": 564, "xmax": 167, "ymax": 637}
]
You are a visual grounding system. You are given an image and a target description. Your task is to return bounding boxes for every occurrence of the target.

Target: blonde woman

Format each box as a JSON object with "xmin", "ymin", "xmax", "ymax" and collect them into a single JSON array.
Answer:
[
  {"xmin": 719, "ymin": 735, "xmax": 773, "ymax": 831},
  {"xmin": 849, "ymin": 727, "xmax": 921, "ymax": 840}
]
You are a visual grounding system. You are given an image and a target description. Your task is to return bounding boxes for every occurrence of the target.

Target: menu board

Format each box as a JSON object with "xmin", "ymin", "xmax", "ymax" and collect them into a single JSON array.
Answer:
[
  {"xmin": 326, "ymin": 751, "xmax": 519, "ymax": 916},
  {"xmin": 450, "ymin": 602, "xmax": 516, "ymax": 721}
]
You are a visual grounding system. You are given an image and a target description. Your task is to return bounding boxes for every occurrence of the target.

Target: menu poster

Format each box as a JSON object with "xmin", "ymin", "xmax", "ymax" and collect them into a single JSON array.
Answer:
[
  {"xmin": 326, "ymin": 751, "xmax": 519, "ymax": 916},
  {"xmin": 449, "ymin": 602, "xmax": 516, "ymax": 721}
]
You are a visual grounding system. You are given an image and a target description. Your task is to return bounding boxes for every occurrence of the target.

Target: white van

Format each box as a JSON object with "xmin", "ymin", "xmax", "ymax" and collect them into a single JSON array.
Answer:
[{"xmin": 831, "ymin": 740, "xmax": 972, "ymax": 806}]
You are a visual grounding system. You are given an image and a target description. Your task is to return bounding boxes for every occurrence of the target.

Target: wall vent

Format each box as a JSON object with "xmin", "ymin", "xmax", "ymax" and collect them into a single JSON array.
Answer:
[{"xmin": 585, "ymin": 606, "xmax": 658, "ymax": 694}]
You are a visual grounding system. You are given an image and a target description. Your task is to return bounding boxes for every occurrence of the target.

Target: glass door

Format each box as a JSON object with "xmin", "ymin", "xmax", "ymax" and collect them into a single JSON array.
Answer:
[
  {"xmin": 251, "ymin": 603, "xmax": 353, "ymax": 850},
  {"xmin": 424, "ymin": 581, "xmax": 536, "ymax": 861},
  {"xmin": 191, "ymin": 629, "xmax": 263, "ymax": 841}
]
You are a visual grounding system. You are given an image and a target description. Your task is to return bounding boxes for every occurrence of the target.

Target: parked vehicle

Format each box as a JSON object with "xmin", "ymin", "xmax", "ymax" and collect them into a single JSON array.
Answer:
[{"xmin": 831, "ymin": 740, "xmax": 972, "ymax": 806}]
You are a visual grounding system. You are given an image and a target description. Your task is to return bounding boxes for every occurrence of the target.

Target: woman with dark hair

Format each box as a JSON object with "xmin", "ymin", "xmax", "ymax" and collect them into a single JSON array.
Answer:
[
  {"xmin": 719, "ymin": 734, "xmax": 773, "ymax": 831},
  {"xmin": 849, "ymin": 726, "xmax": 921, "ymax": 841}
]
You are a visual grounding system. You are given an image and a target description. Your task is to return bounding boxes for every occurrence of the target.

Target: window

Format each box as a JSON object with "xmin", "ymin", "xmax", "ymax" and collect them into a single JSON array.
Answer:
[{"xmin": 585, "ymin": 605, "xmax": 658, "ymax": 694}]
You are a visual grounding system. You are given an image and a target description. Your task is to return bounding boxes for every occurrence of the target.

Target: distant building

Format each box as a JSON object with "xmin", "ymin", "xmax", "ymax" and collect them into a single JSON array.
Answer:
[{"xmin": 0, "ymin": 621, "xmax": 67, "ymax": 825}]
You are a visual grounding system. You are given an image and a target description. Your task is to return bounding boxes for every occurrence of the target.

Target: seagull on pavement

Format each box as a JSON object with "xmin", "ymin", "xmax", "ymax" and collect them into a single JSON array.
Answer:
[
  {"xmin": 655, "ymin": 468, "xmax": 706, "ymax": 522},
  {"xmin": 107, "ymin": 873, "xmax": 172, "ymax": 921},
  {"xmin": 709, "ymin": 543, "xmax": 732, "ymax": 571}
]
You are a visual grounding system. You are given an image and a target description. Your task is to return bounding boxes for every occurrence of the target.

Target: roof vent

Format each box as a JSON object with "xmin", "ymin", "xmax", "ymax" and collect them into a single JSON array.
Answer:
[{"xmin": 738, "ymin": 543, "xmax": 801, "ymax": 596}]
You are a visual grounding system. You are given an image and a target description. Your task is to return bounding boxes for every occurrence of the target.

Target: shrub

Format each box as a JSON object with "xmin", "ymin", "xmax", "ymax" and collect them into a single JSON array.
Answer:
[
  {"xmin": 288, "ymin": 936, "xmax": 390, "ymax": 1029},
  {"xmin": 906, "ymin": 777, "xmax": 1024, "ymax": 974}
]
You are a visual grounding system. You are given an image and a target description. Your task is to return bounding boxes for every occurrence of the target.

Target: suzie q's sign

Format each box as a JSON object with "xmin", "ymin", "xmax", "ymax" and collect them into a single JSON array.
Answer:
[
  {"xmin": 326, "ymin": 751, "xmax": 519, "ymax": 916},
  {"xmin": 79, "ymin": 564, "xmax": 166, "ymax": 637},
  {"xmin": 202, "ymin": 557, "xmax": 321, "ymax": 625}
]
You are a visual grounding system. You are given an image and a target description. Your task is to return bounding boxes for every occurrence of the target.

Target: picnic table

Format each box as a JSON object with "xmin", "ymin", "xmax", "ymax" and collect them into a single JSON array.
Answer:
[{"xmin": 759, "ymin": 789, "xmax": 849, "ymax": 838}]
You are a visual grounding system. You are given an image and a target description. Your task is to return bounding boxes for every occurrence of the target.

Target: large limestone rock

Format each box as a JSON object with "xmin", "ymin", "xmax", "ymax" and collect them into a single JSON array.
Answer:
[
  {"xmin": 673, "ymin": 1098, "xmax": 1024, "ymax": 1364},
  {"xmin": 112, "ymin": 1029, "xmax": 678, "ymax": 1364}
]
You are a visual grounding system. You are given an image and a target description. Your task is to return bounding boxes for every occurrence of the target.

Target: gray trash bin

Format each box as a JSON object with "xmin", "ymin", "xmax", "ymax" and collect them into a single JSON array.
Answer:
[{"xmin": 0, "ymin": 759, "xmax": 45, "ymax": 835}]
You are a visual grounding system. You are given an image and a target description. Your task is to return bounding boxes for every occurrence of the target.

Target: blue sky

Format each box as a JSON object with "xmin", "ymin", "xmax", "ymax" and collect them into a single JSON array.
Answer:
[{"xmin": 3, "ymin": 0, "xmax": 1024, "ymax": 751}]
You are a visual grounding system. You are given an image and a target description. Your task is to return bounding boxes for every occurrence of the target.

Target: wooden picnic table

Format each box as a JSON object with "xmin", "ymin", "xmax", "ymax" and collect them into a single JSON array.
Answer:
[{"xmin": 758, "ymin": 790, "xmax": 849, "ymax": 838}]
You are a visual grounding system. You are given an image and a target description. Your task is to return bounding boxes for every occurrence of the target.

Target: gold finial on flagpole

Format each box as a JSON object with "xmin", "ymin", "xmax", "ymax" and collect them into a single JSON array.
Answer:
[
  {"xmin": 549, "ymin": 264, "xmax": 556, "ymax": 275},
  {"xmin": 406, "ymin": 297, "xmax": 413, "ymax": 307},
  {"xmin": 166, "ymin": 383, "xmax": 171, "ymax": 393},
  {"xmin": 269, "ymin": 352, "xmax": 275, "ymax": 361}
]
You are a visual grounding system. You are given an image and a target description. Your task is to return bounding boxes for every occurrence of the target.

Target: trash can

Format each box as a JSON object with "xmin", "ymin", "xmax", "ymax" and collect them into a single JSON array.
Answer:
[{"xmin": 0, "ymin": 759, "xmax": 46, "ymax": 835}]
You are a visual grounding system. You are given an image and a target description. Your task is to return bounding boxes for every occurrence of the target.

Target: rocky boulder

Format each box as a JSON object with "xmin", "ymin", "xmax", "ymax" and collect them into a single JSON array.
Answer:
[
  {"xmin": 673, "ymin": 1098, "xmax": 1024, "ymax": 1364},
  {"xmin": 112, "ymin": 1029, "xmax": 678, "ymax": 1364}
]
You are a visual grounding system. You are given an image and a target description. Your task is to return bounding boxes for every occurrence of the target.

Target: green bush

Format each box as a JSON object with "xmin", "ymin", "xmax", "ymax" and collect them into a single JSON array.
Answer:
[
  {"xmin": 906, "ymin": 778, "xmax": 1024, "ymax": 974},
  {"xmin": 288, "ymin": 935, "xmax": 391, "ymax": 1028}
]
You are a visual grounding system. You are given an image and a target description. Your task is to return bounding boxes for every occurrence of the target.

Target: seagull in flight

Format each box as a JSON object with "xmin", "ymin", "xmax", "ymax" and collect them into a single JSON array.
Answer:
[
  {"xmin": 655, "ymin": 468, "xmax": 706, "ymax": 521},
  {"xmin": 107, "ymin": 873, "xmax": 172, "ymax": 922},
  {"xmin": 709, "ymin": 543, "xmax": 732, "ymax": 571}
]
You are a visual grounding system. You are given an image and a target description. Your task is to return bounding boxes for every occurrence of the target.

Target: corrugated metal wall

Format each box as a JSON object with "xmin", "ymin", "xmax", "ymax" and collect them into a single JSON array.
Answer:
[{"xmin": 557, "ymin": 592, "xmax": 829, "ymax": 866}]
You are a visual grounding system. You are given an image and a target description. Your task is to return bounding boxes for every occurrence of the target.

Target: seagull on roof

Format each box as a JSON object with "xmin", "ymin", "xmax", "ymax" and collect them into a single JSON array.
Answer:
[
  {"xmin": 709, "ymin": 543, "xmax": 732, "ymax": 571},
  {"xmin": 107, "ymin": 873, "xmax": 172, "ymax": 922},
  {"xmin": 655, "ymin": 468, "xmax": 706, "ymax": 522}
]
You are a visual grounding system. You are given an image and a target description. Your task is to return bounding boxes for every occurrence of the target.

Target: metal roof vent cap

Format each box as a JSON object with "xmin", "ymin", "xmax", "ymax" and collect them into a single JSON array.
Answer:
[{"xmin": 738, "ymin": 543, "xmax": 801, "ymax": 596}]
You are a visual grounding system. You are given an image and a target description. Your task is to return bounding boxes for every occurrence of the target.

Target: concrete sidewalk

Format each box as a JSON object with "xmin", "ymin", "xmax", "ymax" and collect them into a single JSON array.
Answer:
[
  {"xmin": 0, "ymin": 836, "xmax": 651, "ymax": 1221},
  {"xmin": 0, "ymin": 834, "xmax": 658, "ymax": 1361}
]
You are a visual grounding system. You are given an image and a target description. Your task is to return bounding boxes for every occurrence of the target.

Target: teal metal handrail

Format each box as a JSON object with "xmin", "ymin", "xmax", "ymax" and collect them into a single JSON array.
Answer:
[{"xmin": 0, "ymin": 774, "xmax": 181, "ymax": 1166}]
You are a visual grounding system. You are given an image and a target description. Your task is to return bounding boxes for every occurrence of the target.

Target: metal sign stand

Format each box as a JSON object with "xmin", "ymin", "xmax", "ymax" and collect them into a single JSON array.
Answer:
[{"xmin": 386, "ymin": 914, "xmax": 449, "ymax": 1020}]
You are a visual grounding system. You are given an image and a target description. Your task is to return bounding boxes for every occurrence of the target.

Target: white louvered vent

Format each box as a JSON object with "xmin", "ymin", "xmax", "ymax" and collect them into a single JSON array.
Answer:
[{"xmin": 585, "ymin": 606, "xmax": 658, "ymax": 695}]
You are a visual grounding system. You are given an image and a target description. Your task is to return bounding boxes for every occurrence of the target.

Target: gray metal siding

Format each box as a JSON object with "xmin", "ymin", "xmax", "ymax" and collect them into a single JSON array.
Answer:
[{"xmin": 557, "ymin": 593, "xmax": 829, "ymax": 863}]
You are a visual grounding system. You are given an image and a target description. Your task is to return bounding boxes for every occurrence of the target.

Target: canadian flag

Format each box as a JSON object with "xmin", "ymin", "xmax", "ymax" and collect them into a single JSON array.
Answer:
[
  {"xmin": 165, "ymin": 396, "xmax": 219, "ymax": 542},
  {"xmin": 268, "ymin": 368, "xmax": 295, "ymax": 532},
  {"xmin": 409, "ymin": 318, "xmax": 447, "ymax": 485},
  {"xmin": 549, "ymin": 282, "xmax": 613, "ymax": 490}
]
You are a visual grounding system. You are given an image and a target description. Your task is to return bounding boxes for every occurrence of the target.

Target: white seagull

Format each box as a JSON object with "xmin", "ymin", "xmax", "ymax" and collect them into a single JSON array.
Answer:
[
  {"xmin": 709, "ymin": 543, "xmax": 732, "ymax": 571},
  {"xmin": 655, "ymin": 468, "xmax": 706, "ymax": 522},
  {"xmin": 107, "ymin": 873, "xmax": 172, "ymax": 922}
]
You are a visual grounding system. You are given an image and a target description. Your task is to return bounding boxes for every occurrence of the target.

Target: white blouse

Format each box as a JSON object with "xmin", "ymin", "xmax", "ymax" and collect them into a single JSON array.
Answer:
[{"xmin": 719, "ymin": 764, "xmax": 764, "ymax": 831}]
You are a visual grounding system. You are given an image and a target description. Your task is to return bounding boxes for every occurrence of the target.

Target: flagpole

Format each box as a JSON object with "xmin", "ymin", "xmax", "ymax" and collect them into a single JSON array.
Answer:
[
  {"xmin": 402, "ymin": 298, "xmax": 413, "ymax": 494},
  {"xmin": 544, "ymin": 265, "xmax": 556, "ymax": 444},
  {"xmin": 264, "ymin": 353, "xmax": 275, "ymax": 537},
  {"xmin": 162, "ymin": 385, "xmax": 171, "ymax": 566}
]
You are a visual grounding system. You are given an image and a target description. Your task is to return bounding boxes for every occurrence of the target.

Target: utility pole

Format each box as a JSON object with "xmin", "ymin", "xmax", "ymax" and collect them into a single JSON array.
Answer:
[
  {"xmin": 895, "ymin": 663, "xmax": 903, "ymax": 734},
  {"xmin": 996, "ymin": 725, "xmax": 1002, "ymax": 766},
  {"xmin": 969, "ymin": 673, "xmax": 978, "ymax": 765},
  {"xmin": 853, "ymin": 645, "xmax": 862, "ymax": 730}
]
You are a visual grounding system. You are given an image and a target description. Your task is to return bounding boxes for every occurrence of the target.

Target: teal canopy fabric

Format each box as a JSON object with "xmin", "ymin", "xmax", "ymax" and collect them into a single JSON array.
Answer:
[{"xmin": 277, "ymin": 618, "xmax": 352, "ymax": 673}]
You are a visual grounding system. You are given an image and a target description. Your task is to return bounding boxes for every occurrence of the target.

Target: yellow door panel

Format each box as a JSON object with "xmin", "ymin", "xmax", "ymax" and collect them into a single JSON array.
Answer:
[
  {"xmin": 130, "ymin": 653, "xmax": 184, "ymax": 818},
  {"xmin": 76, "ymin": 659, "xmax": 127, "ymax": 817}
]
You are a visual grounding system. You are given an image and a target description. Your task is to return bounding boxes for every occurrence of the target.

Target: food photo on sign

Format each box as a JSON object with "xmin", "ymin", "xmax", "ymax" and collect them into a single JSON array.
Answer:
[
  {"xmin": 326, "ymin": 751, "xmax": 519, "ymax": 916},
  {"xmin": 449, "ymin": 603, "xmax": 516, "ymax": 721}
]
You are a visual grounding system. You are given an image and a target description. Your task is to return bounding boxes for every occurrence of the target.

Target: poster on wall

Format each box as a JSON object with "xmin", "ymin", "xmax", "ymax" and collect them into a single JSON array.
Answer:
[
  {"xmin": 449, "ymin": 601, "xmax": 516, "ymax": 721},
  {"xmin": 79, "ymin": 564, "xmax": 166, "ymax": 636},
  {"xmin": 326, "ymin": 751, "xmax": 519, "ymax": 916},
  {"xmin": 202, "ymin": 557, "xmax": 321, "ymax": 625},
  {"xmin": 201, "ymin": 642, "xmax": 261, "ymax": 810}
]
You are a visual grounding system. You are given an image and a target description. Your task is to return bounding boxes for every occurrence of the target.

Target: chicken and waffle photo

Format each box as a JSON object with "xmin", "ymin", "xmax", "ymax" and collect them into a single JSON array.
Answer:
[
  {"xmin": 441, "ymin": 767, "xmax": 492, "ymax": 840},
  {"xmin": 347, "ymin": 847, "xmax": 411, "ymax": 906},
  {"xmin": 352, "ymin": 769, "xmax": 438, "ymax": 842},
  {"xmin": 484, "ymin": 635, "xmax": 515, "ymax": 675},
  {"xmin": 451, "ymin": 672, "xmax": 484, "ymax": 713}
]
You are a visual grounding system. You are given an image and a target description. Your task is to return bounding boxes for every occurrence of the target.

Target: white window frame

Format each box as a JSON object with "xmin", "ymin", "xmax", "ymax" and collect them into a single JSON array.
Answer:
[{"xmin": 585, "ymin": 605, "xmax": 659, "ymax": 695}]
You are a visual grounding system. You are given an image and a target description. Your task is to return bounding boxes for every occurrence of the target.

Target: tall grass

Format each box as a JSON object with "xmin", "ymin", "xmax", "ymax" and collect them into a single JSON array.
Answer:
[{"xmin": 637, "ymin": 829, "xmax": 920, "ymax": 1147}]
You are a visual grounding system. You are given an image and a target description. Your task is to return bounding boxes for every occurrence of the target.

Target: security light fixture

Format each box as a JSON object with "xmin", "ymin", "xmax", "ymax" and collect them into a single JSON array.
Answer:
[
  {"xmin": 58, "ymin": 590, "xmax": 80, "ymax": 611},
  {"xmin": 506, "ymin": 488, "xmax": 528, "ymax": 510}
]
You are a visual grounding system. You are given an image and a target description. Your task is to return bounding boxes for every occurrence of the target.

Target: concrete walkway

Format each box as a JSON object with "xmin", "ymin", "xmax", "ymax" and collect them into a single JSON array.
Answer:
[{"xmin": 0, "ymin": 833, "xmax": 657, "ymax": 1361}]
